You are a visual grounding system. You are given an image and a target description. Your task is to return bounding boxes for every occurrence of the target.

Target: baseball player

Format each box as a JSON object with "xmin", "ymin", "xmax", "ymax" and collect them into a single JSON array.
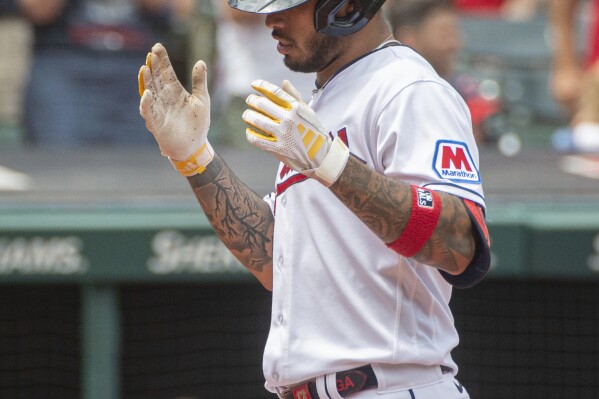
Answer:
[{"xmin": 138, "ymin": 0, "xmax": 491, "ymax": 398}]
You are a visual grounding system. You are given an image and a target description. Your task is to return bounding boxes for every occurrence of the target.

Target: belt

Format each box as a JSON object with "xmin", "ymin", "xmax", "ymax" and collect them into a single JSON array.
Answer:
[{"xmin": 277, "ymin": 365, "xmax": 453, "ymax": 399}]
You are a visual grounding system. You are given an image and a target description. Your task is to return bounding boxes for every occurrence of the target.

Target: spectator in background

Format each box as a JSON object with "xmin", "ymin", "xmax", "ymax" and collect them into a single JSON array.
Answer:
[
  {"xmin": 185, "ymin": 1, "xmax": 217, "ymax": 92},
  {"xmin": 385, "ymin": 0, "xmax": 501, "ymax": 143},
  {"xmin": 210, "ymin": 0, "xmax": 315, "ymax": 149},
  {"xmin": 453, "ymin": 0, "xmax": 504, "ymax": 16},
  {"xmin": 0, "ymin": 9, "xmax": 31, "ymax": 146},
  {"xmin": 455, "ymin": 0, "xmax": 546, "ymax": 21},
  {"xmin": 385, "ymin": 0, "xmax": 463, "ymax": 79},
  {"xmin": 11, "ymin": 0, "xmax": 193, "ymax": 148},
  {"xmin": 550, "ymin": 0, "xmax": 599, "ymax": 153},
  {"xmin": 0, "ymin": 10, "xmax": 31, "ymax": 147}
]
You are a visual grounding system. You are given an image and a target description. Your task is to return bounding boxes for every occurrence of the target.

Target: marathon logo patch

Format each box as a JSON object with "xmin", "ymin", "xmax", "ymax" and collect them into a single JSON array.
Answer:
[{"xmin": 433, "ymin": 140, "xmax": 480, "ymax": 183}]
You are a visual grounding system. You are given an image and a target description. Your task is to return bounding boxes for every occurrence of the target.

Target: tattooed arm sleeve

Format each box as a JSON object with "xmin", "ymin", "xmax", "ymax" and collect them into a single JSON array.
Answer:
[
  {"xmin": 187, "ymin": 154, "xmax": 274, "ymax": 290},
  {"xmin": 329, "ymin": 155, "xmax": 477, "ymax": 277}
]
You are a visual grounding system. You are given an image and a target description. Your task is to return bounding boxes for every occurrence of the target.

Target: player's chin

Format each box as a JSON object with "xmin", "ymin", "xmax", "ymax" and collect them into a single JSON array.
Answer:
[{"xmin": 283, "ymin": 56, "xmax": 314, "ymax": 74}]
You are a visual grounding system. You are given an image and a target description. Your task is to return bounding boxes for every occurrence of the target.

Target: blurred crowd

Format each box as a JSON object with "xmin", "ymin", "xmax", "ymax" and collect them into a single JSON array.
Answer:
[{"xmin": 2, "ymin": 0, "xmax": 599, "ymax": 154}]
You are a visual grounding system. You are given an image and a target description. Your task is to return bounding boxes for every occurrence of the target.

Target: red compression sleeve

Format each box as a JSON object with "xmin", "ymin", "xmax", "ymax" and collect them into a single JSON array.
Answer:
[{"xmin": 386, "ymin": 186, "xmax": 442, "ymax": 257}]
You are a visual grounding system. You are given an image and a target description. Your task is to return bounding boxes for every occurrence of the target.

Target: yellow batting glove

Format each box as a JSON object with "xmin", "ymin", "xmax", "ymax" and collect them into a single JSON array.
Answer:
[
  {"xmin": 138, "ymin": 43, "xmax": 213, "ymax": 176},
  {"xmin": 243, "ymin": 79, "xmax": 349, "ymax": 186}
]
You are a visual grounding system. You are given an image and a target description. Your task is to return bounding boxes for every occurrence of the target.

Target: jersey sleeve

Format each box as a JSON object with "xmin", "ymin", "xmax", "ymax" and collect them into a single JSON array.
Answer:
[
  {"xmin": 263, "ymin": 191, "xmax": 276, "ymax": 215},
  {"xmin": 376, "ymin": 79, "xmax": 490, "ymax": 287},
  {"xmin": 375, "ymin": 80, "xmax": 485, "ymax": 208},
  {"xmin": 438, "ymin": 199, "xmax": 491, "ymax": 288}
]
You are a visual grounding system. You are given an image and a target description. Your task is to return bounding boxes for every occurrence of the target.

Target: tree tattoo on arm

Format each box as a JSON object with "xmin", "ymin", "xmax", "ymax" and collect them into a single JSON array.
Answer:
[{"xmin": 187, "ymin": 155, "xmax": 274, "ymax": 282}]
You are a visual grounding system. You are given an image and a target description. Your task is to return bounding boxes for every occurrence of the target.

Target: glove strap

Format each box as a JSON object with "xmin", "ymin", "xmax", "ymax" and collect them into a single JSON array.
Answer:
[
  {"xmin": 304, "ymin": 136, "xmax": 350, "ymax": 187},
  {"xmin": 169, "ymin": 142, "xmax": 214, "ymax": 177}
]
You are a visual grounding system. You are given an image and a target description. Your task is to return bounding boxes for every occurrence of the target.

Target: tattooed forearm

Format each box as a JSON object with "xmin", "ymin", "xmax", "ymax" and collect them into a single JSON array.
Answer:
[
  {"xmin": 329, "ymin": 156, "xmax": 475, "ymax": 274},
  {"xmin": 331, "ymin": 156, "xmax": 412, "ymax": 243},
  {"xmin": 187, "ymin": 155, "xmax": 274, "ymax": 281},
  {"xmin": 414, "ymin": 192, "xmax": 475, "ymax": 274}
]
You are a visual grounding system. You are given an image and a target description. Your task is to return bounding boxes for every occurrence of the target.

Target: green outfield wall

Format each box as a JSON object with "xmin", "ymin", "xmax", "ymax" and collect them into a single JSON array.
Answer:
[{"xmin": 2, "ymin": 203, "xmax": 599, "ymax": 283}]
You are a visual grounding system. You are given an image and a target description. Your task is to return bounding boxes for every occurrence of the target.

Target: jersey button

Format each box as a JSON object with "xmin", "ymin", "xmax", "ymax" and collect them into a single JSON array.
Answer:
[
  {"xmin": 277, "ymin": 314, "xmax": 285, "ymax": 325},
  {"xmin": 278, "ymin": 255, "xmax": 284, "ymax": 267},
  {"xmin": 272, "ymin": 372, "xmax": 280, "ymax": 382},
  {"xmin": 280, "ymin": 196, "xmax": 287, "ymax": 206}
]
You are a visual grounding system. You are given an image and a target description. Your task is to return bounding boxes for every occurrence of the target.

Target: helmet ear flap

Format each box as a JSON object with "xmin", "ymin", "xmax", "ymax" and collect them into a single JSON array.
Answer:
[{"xmin": 314, "ymin": 0, "xmax": 386, "ymax": 36}]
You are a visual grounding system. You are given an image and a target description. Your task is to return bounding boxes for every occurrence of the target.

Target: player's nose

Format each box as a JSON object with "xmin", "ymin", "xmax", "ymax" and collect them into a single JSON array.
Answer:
[{"xmin": 265, "ymin": 10, "xmax": 286, "ymax": 30}]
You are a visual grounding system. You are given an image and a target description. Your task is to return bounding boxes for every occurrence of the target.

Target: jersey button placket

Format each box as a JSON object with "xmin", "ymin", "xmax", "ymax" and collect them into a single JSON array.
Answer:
[{"xmin": 274, "ymin": 212, "xmax": 292, "ymax": 383}]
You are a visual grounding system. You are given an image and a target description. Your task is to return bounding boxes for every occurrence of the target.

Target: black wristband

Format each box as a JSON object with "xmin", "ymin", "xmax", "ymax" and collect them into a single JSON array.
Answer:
[{"xmin": 187, "ymin": 154, "xmax": 224, "ymax": 188}]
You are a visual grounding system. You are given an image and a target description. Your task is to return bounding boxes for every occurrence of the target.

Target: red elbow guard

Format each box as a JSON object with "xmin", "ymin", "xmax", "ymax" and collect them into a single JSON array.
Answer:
[{"xmin": 386, "ymin": 186, "xmax": 442, "ymax": 258}]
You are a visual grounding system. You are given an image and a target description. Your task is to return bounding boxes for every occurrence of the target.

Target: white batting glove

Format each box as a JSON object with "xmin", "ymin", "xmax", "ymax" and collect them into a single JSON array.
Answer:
[
  {"xmin": 138, "ymin": 43, "xmax": 214, "ymax": 176},
  {"xmin": 243, "ymin": 79, "xmax": 350, "ymax": 187}
]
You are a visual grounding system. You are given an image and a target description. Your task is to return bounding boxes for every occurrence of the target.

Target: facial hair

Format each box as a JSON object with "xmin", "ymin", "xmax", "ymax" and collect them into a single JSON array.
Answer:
[{"xmin": 282, "ymin": 31, "xmax": 343, "ymax": 73}]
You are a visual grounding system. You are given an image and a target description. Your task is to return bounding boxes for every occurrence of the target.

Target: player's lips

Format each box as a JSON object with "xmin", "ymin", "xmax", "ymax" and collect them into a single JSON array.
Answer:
[
  {"xmin": 273, "ymin": 34, "xmax": 292, "ymax": 55},
  {"xmin": 277, "ymin": 42, "xmax": 292, "ymax": 55}
]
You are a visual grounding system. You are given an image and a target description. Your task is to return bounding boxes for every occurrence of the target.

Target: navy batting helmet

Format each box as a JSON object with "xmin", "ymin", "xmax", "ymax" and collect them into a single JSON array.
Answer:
[{"xmin": 228, "ymin": 0, "xmax": 387, "ymax": 36}]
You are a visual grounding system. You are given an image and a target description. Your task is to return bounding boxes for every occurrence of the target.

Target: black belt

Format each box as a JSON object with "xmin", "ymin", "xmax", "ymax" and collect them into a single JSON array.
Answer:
[{"xmin": 278, "ymin": 365, "xmax": 453, "ymax": 399}]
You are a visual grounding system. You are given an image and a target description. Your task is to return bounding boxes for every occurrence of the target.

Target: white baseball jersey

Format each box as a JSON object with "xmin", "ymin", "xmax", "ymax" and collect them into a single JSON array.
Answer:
[{"xmin": 261, "ymin": 43, "xmax": 485, "ymax": 394}]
